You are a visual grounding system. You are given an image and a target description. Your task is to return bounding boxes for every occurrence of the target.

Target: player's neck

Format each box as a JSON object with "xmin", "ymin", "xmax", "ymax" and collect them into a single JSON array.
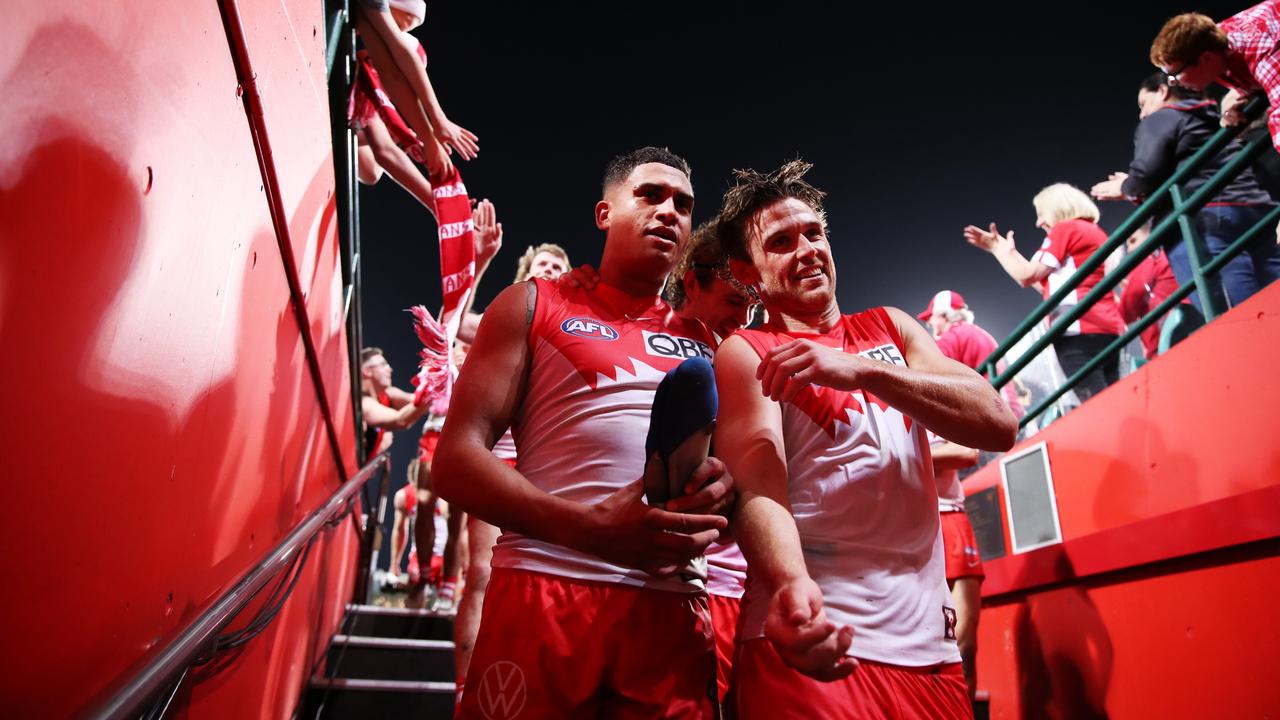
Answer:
[
  {"xmin": 597, "ymin": 262, "xmax": 663, "ymax": 301},
  {"xmin": 767, "ymin": 299, "xmax": 841, "ymax": 334},
  {"xmin": 361, "ymin": 378, "xmax": 384, "ymax": 397}
]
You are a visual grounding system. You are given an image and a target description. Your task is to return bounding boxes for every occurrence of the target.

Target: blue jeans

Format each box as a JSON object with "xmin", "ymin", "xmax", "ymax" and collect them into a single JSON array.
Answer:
[{"xmin": 1168, "ymin": 205, "xmax": 1280, "ymax": 311}]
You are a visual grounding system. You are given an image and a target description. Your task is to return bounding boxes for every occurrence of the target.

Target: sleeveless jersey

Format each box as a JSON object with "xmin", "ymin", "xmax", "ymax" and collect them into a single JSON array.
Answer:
[
  {"xmin": 492, "ymin": 428, "xmax": 517, "ymax": 461},
  {"xmin": 734, "ymin": 308, "xmax": 960, "ymax": 666},
  {"xmin": 492, "ymin": 279, "xmax": 716, "ymax": 593},
  {"xmin": 705, "ymin": 539, "xmax": 747, "ymax": 599},
  {"xmin": 928, "ymin": 430, "xmax": 966, "ymax": 513}
]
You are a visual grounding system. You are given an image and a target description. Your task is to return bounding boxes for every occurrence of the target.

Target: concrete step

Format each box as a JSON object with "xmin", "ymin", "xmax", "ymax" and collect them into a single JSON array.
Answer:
[
  {"xmin": 301, "ymin": 678, "xmax": 454, "ymax": 718},
  {"xmin": 325, "ymin": 634, "xmax": 455, "ymax": 683},
  {"xmin": 344, "ymin": 603, "xmax": 453, "ymax": 641}
]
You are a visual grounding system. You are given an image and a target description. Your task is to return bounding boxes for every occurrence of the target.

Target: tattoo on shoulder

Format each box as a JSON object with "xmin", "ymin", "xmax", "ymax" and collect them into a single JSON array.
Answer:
[{"xmin": 525, "ymin": 280, "xmax": 536, "ymax": 326}]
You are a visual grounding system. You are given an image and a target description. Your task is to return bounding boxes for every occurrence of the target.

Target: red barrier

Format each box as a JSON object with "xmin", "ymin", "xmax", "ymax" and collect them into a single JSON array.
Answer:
[
  {"xmin": 966, "ymin": 283, "xmax": 1280, "ymax": 717},
  {"xmin": 0, "ymin": 2, "xmax": 356, "ymax": 717}
]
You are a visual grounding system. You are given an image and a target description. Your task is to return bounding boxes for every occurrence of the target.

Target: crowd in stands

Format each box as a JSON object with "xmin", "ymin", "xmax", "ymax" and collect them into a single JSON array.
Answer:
[{"xmin": 350, "ymin": 4, "xmax": 1280, "ymax": 718}]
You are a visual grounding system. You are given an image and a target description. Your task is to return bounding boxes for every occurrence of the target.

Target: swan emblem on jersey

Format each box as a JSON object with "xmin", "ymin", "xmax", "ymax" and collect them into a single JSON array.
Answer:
[
  {"xmin": 560, "ymin": 316, "xmax": 619, "ymax": 340},
  {"xmin": 788, "ymin": 342, "xmax": 913, "ymax": 438}
]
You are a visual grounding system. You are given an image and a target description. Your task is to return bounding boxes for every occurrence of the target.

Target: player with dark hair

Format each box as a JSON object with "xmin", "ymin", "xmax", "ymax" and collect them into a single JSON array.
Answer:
[
  {"xmin": 714, "ymin": 160, "xmax": 1017, "ymax": 718},
  {"xmin": 435, "ymin": 147, "xmax": 733, "ymax": 718}
]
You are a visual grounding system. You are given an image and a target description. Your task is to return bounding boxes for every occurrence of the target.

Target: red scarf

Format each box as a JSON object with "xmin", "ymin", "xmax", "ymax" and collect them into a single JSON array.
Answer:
[
  {"xmin": 349, "ymin": 50, "xmax": 429, "ymax": 163},
  {"xmin": 410, "ymin": 167, "xmax": 475, "ymax": 407}
]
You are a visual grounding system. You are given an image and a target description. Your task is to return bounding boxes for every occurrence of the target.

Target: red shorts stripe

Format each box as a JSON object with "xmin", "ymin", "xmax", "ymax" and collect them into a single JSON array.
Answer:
[
  {"xmin": 941, "ymin": 510, "xmax": 985, "ymax": 582},
  {"xmin": 733, "ymin": 638, "xmax": 971, "ymax": 719},
  {"xmin": 708, "ymin": 593, "xmax": 740, "ymax": 703},
  {"xmin": 458, "ymin": 568, "xmax": 717, "ymax": 719}
]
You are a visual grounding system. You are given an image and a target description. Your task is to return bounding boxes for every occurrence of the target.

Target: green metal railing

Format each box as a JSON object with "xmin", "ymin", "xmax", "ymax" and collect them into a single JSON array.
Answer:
[
  {"xmin": 982, "ymin": 97, "xmax": 1273, "ymax": 429},
  {"xmin": 325, "ymin": 0, "xmax": 368, "ymax": 462}
]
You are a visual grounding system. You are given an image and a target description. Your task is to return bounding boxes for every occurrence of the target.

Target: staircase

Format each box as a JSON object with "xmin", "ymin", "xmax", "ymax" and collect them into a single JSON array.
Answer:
[{"xmin": 300, "ymin": 604, "xmax": 457, "ymax": 717}]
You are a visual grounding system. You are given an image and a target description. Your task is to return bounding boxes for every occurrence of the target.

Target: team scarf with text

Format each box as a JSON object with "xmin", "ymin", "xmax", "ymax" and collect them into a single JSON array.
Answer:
[{"xmin": 410, "ymin": 167, "xmax": 474, "ymax": 408}]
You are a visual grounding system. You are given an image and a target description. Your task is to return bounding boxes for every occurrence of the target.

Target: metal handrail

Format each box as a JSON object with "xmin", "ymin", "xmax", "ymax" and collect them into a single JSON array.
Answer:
[
  {"xmin": 85, "ymin": 452, "xmax": 390, "ymax": 719},
  {"xmin": 989, "ymin": 127, "xmax": 1271, "ymax": 396},
  {"xmin": 979, "ymin": 96, "xmax": 1269, "ymax": 385},
  {"xmin": 1017, "ymin": 203, "xmax": 1280, "ymax": 425}
]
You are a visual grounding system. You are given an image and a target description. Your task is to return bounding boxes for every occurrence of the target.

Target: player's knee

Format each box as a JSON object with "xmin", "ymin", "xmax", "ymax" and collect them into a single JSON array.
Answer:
[{"xmin": 466, "ymin": 559, "xmax": 492, "ymax": 593}]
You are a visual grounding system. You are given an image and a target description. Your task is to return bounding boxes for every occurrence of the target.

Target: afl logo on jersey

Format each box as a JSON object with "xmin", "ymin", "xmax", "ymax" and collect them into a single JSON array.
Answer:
[{"xmin": 560, "ymin": 316, "xmax": 619, "ymax": 340}]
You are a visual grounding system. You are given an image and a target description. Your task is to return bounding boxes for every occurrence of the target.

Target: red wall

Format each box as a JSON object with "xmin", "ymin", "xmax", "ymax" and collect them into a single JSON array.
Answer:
[
  {"xmin": 967, "ymin": 283, "xmax": 1280, "ymax": 717},
  {"xmin": 0, "ymin": 1, "xmax": 357, "ymax": 717}
]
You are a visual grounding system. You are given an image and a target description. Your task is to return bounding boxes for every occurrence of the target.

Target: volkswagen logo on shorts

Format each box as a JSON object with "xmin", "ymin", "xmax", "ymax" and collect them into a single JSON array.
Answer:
[
  {"xmin": 477, "ymin": 661, "xmax": 528, "ymax": 719},
  {"xmin": 560, "ymin": 316, "xmax": 619, "ymax": 340}
]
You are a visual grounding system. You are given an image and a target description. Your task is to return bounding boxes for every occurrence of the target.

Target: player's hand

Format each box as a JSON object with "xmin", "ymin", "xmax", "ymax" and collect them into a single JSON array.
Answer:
[
  {"xmin": 435, "ymin": 117, "xmax": 479, "ymax": 160},
  {"xmin": 472, "ymin": 199, "xmax": 503, "ymax": 264},
  {"xmin": 559, "ymin": 264, "xmax": 601, "ymax": 290},
  {"xmin": 765, "ymin": 576, "xmax": 857, "ymax": 682},
  {"xmin": 578, "ymin": 479, "xmax": 726, "ymax": 578},
  {"xmin": 1090, "ymin": 172, "xmax": 1128, "ymax": 201},
  {"xmin": 756, "ymin": 339, "xmax": 866, "ymax": 403},
  {"xmin": 664, "ymin": 457, "xmax": 735, "ymax": 517}
]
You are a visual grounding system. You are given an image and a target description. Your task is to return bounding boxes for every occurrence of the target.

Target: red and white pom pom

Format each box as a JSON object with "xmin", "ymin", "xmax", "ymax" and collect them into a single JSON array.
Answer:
[{"xmin": 409, "ymin": 305, "xmax": 452, "ymax": 408}]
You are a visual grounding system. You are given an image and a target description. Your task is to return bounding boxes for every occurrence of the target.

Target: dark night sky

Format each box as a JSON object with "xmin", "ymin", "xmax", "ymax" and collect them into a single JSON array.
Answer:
[{"xmin": 357, "ymin": 3, "xmax": 1241, "ymax": 488}]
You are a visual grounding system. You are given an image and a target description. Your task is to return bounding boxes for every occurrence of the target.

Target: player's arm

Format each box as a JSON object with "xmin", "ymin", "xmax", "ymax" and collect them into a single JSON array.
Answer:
[
  {"xmin": 931, "ymin": 440, "xmax": 979, "ymax": 473},
  {"xmin": 433, "ymin": 282, "xmax": 726, "ymax": 577},
  {"xmin": 362, "ymin": 393, "xmax": 429, "ymax": 431},
  {"xmin": 714, "ymin": 336, "xmax": 855, "ymax": 682},
  {"xmin": 756, "ymin": 308, "xmax": 1017, "ymax": 451}
]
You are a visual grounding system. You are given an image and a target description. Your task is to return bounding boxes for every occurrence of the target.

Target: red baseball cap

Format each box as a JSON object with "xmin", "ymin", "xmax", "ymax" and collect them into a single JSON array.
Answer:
[{"xmin": 917, "ymin": 290, "xmax": 967, "ymax": 320}]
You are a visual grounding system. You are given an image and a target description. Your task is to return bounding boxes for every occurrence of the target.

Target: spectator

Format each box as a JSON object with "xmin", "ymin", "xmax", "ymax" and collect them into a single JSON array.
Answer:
[
  {"xmin": 352, "ymin": 0, "xmax": 478, "ymax": 180},
  {"xmin": 1150, "ymin": 4, "xmax": 1280, "ymax": 151},
  {"xmin": 348, "ymin": 40, "xmax": 441, "ymax": 212},
  {"xmin": 1222, "ymin": 87, "xmax": 1280, "ymax": 201},
  {"xmin": 1091, "ymin": 73, "xmax": 1278, "ymax": 310},
  {"xmin": 964, "ymin": 184, "xmax": 1126, "ymax": 401},
  {"xmin": 457, "ymin": 242, "xmax": 569, "ymax": 344},
  {"xmin": 360, "ymin": 346, "xmax": 430, "ymax": 456},
  {"xmin": 918, "ymin": 290, "xmax": 998, "ymax": 369},
  {"xmin": 1118, "ymin": 224, "xmax": 1203, "ymax": 360},
  {"xmin": 915, "ymin": 289, "xmax": 1014, "ymax": 698}
]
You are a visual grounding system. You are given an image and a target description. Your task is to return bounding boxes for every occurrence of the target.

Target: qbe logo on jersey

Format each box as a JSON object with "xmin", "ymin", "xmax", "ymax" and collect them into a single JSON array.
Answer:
[
  {"xmin": 642, "ymin": 330, "xmax": 713, "ymax": 361},
  {"xmin": 858, "ymin": 343, "xmax": 906, "ymax": 367},
  {"xmin": 560, "ymin": 316, "xmax": 619, "ymax": 340}
]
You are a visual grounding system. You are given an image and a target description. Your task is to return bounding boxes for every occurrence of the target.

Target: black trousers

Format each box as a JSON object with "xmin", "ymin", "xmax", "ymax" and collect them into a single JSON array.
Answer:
[{"xmin": 1053, "ymin": 333, "xmax": 1120, "ymax": 401}]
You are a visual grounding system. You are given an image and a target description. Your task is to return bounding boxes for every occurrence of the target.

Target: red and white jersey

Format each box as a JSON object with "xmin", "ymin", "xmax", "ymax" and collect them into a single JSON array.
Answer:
[
  {"xmin": 734, "ymin": 309, "xmax": 960, "ymax": 667},
  {"xmin": 928, "ymin": 430, "xmax": 966, "ymax": 513},
  {"xmin": 493, "ymin": 279, "xmax": 716, "ymax": 593},
  {"xmin": 492, "ymin": 428, "xmax": 517, "ymax": 462},
  {"xmin": 1030, "ymin": 219, "xmax": 1126, "ymax": 337},
  {"xmin": 706, "ymin": 540, "xmax": 746, "ymax": 599}
]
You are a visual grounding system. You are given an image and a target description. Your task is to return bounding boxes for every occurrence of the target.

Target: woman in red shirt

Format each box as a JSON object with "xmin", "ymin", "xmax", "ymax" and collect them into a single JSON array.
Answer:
[{"xmin": 964, "ymin": 183, "xmax": 1127, "ymax": 401}]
